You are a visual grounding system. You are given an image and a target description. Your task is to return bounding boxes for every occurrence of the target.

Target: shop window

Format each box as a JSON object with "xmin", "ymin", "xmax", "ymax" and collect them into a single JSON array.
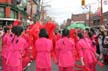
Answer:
[{"xmin": 0, "ymin": 7, "xmax": 5, "ymax": 18}]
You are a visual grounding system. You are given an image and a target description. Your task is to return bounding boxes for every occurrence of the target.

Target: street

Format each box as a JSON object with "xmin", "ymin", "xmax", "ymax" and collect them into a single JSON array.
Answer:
[
  {"xmin": 26, "ymin": 60, "xmax": 108, "ymax": 71},
  {"xmin": 1, "ymin": 0, "xmax": 108, "ymax": 71},
  {"xmin": 0, "ymin": 59, "xmax": 108, "ymax": 71}
]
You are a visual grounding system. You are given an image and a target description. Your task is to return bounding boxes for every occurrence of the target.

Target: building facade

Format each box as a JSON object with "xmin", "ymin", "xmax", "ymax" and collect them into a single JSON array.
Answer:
[
  {"xmin": 65, "ymin": 13, "xmax": 90, "ymax": 28},
  {"xmin": 0, "ymin": 0, "xmax": 28, "ymax": 19},
  {"xmin": 71, "ymin": 13, "xmax": 89, "ymax": 26},
  {"xmin": 91, "ymin": 11, "xmax": 108, "ymax": 28},
  {"xmin": 0, "ymin": 0, "xmax": 40, "ymax": 26}
]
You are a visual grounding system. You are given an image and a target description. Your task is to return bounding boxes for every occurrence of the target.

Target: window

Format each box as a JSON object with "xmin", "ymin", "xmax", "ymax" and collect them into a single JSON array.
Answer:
[
  {"xmin": 97, "ymin": 19, "xmax": 100, "ymax": 25},
  {"xmin": 10, "ymin": 9, "xmax": 18, "ymax": 19},
  {"xmin": 0, "ymin": 7, "xmax": 5, "ymax": 18},
  {"xmin": 93, "ymin": 20, "xmax": 96, "ymax": 25}
]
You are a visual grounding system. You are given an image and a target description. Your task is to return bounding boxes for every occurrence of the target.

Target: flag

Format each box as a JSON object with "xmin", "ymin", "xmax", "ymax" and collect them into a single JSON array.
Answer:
[
  {"xmin": 45, "ymin": 21, "xmax": 56, "ymax": 39},
  {"xmin": 96, "ymin": 7, "xmax": 102, "ymax": 16}
]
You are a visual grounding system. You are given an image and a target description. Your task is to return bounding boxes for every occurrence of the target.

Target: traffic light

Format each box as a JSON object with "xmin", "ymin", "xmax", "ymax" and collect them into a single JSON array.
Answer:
[{"xmin": 81, "ymin": 0, "xmax": 85, "ymax": 6}]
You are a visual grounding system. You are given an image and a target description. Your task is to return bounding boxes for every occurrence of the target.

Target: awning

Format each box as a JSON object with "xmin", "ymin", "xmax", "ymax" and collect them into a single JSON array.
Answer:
[{"xmin": 0, "ymin": 18, "xmax": 20, "ymax": 21}]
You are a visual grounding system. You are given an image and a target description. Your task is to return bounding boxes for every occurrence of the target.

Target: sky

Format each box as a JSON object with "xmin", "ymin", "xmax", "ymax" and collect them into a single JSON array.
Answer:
[{"xmin": 43, "ymin": 0, "xmax": 108, "ymax": 25}]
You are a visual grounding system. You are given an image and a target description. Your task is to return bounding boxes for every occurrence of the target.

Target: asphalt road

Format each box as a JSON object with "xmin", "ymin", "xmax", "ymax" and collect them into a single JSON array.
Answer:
[
  {"xmin": 26, "ymin": 60, "xmax": 108, "ymax": 71},
  {"xmin": 0, "ymin": 60, "xmax": 108, "ymax": 71}
]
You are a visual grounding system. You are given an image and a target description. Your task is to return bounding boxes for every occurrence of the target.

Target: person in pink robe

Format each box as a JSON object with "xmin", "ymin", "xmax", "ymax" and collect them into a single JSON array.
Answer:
[
  {"xmin": 70, "ymin": 29, "xmax": 80, "ymax": 61},
  {"xmin": 76, "ymin": 32, "xmax": 97, "ymax": 71},
  {"xmin": 35, "ymin": 28, "xmax": 53, "ymax": 71},
  {"xmin": 87, "ymin": 32, "xmax": 99, "ymax": 71},
  {"xmin": 88, "ymin": 32, "xmax": 97, "ymax": 53},
  {"xmin": 2, "ymin": 27, "xmax": 14, "ymax": 71},
  {"xmin": 55, "ymin": 32, "xmax": 61, "ymax": 41},
  {"xmin": 89, "ymin": 29, "xmax": 98, "ymax": 52},
  {"xmin": 55, "ymin": 29, "xmax": 75, "ymax": 71},
  {"xmin": 6, "ymin": 26, "xmax": 28, "ymax": 71}
]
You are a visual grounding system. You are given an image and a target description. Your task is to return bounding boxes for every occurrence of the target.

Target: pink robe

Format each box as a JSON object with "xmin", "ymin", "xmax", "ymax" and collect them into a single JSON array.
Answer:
[
  {"xmin": 55, "ymin": 37, "xmax": 75, "ymax": 71},
  {"xmin": 2, "ymin": 33, "xmax": 14, "ymax": 58},
  {"xmin": 6, "ymin": 36, "xmax": 28, "ymax": 71},
  {"xmin": 76, "ymin": 38, "xmax": 97, "ymax": 71},
  {"xmin": 86, "ymin": 38, "xmax": 96, "ymax": 54},
  {"xmin": 22, "ymin": 33, "xmax": 31, "ymax": 69},
  {"xmin": 92, "ymin": 35, "xmax": 97, "ymax": 52},
  {"xmin": 55, "ymin": 33, "xmax": 61, "ymax": 41},
  {"xmin": 2, "ymin": 33, "xmax": 14, "ymax": 71},
  {"xmin": 35, "ymin": 38, "xmax": 52, "ymax": 71}
]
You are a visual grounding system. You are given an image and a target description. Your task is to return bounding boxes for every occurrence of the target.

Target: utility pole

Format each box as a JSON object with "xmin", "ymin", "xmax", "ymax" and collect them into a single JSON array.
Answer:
[
  {"xmin": 39, "ymin": 0, "xmax": 51, "ymax": 22},
  {"xmin": 88, "ymin": 5, "xmax": 91, "ymax": 26},
  {"xmin": 35, "ymin": 0, "xmax": 41, "ymax": 21},
  {"xmin": 38, "ymin": 0, "xmax": 41, "ymax": 20},
  {"xmin": 40, "ymin": 0, "xmax": 44, "ymax": 21},
  {"xmin": 100, "ymin": 0, "xmax": 103, "ymax": 25},
  {"xmin": 82, "ymin": 4, "xmax": 91, "ymax": 26},
  {"xmin": 30, "ymin": 0, "xmax": 33, "ymax": 18}
]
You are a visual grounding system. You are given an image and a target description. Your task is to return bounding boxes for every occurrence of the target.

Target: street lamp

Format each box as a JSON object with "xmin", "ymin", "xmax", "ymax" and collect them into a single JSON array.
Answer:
[{"xmin": 82, "ymin": 4, "xmax": 92, "ymax": 26}]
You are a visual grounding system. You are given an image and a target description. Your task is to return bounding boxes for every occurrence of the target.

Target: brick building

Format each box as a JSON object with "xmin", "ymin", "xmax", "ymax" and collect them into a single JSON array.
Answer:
[
  {"xmin": 91, "ymin": 11, "xmax": 108, "ymax": 28},
  {"xmin": 66, "ymin": 13, "xmax": 94, "ymax": 26},
  {"xmin": 72, "ymin": 14, "xmax": 87, "ymax": 22},
  {"xmin": 65, "ymin": 13, "xmax": 88, "ymax": 28},
  {"xmin": 65, "ymin": 18, "xmax": 71, "ymax": 27}
]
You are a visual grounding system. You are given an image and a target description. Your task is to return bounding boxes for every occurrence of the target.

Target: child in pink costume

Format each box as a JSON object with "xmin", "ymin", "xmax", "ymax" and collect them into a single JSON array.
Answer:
[
  {"xmin": 55, "ymin": 29, "xmax": 75, "ymax": 71},
  {"xmin": 2, "ymin": 27, "xmax": 14, "ymax": 71},
  {"xmin": 6, "ymin": 26, "xmax": 28, "ymax": 71},
  {"xmin": 76, "ymin": 33, "xmax": 97, "ymax": 71},
  {"xmin": 35, "ymin": 28, "xmax": 53, "ymax": 71}
]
